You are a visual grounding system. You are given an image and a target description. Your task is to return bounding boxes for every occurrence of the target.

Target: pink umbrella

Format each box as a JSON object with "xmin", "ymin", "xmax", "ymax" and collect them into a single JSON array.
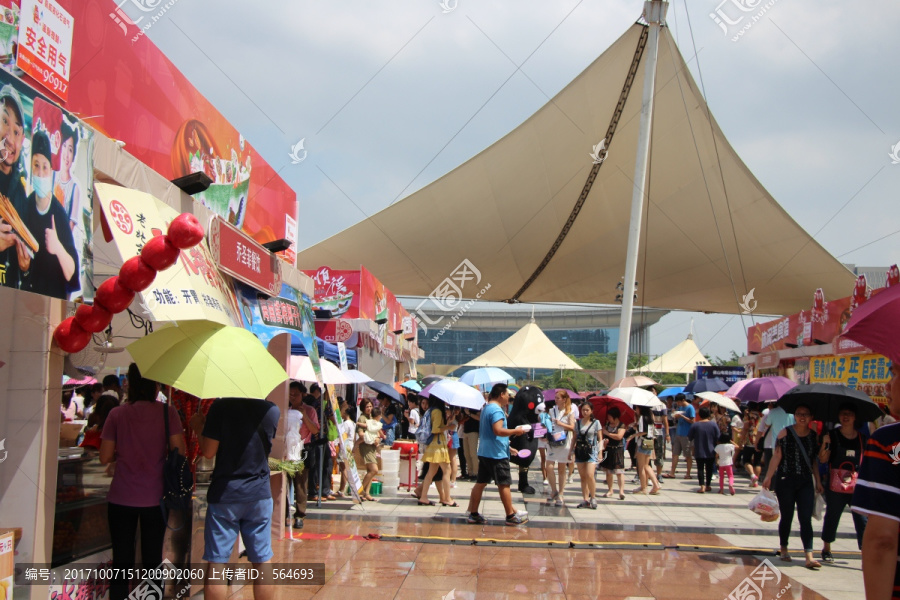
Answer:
[
  {"xmin": 843, "ymin": 284, "xmax": 900, "ymax": 362},
  {"xmin": 725, "ymin": 378, "xmax": 755, "ymax": 399}
]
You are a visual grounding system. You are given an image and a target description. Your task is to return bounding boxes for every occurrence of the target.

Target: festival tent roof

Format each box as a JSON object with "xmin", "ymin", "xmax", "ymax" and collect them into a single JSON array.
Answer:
[
  {"xmin": 296, "ymin": 22, "xmax": 852, "ymax": 315},
  {"xmin": 462, "ymin": 322, "xmax": 582, "ymax": 370},
  {"xmin": 635, "ymin": 334, "xmax": 710, "ymax": 375}
]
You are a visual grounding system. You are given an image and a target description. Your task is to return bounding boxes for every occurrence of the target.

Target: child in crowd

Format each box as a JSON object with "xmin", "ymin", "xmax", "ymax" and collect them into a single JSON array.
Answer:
[
  {"xmin": 363, "ymin": 407, "xmax": 386, "ymax": 445},
  {"xmin": 715, "ymin": 432, "xmax": 739, "ymax": 495}
]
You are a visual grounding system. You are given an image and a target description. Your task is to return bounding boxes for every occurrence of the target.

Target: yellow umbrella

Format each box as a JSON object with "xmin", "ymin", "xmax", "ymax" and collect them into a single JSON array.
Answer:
[{"xmin": 127, "ymin": 321, "xmax": 287, "ymax": 399}]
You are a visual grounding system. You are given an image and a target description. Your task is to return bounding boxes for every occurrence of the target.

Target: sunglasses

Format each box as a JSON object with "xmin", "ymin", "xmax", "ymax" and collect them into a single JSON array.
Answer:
[{"xmin": 795, "ymin": 412, "xmax": 811, "ymax": 418}]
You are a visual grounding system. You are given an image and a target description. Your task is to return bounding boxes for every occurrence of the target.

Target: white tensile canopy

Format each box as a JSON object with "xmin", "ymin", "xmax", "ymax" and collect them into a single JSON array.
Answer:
[
  {"xmin": 297, "ymin": 23, "xmax": 852, "ymax": 315},
  {"xmin": 635, "ymin": 334, "xmax": 710, "ymax": 375},
  {"xmin": 462, "ymin": 322, "xmax": 582, "ymax": 371}
]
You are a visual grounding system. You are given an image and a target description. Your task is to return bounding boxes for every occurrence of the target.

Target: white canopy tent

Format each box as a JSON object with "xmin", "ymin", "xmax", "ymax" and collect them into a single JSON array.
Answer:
[
  {"xmin": 297, "ymin": 22, "xmax": 852, "ymax": 315},
  {"xmin": 635, "ymin": 334, "xmax": 710, "ymax": 375},
  {"xmin": 462, "ymin": 322, "xmax": 582, "ymax": 371}
]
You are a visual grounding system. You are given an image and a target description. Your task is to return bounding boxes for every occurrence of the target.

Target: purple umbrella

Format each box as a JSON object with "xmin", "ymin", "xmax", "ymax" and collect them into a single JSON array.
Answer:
[
  {"xmin": 733, "ymin": 376, "xmax": 797, "ymax": 404},
  {"xmin": 542, "ymin": 388, "xmax": 583, "ymax": 402}
]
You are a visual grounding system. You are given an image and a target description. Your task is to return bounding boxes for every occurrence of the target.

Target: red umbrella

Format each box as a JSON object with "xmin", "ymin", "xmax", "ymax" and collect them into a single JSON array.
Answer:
[
  {"xmin": 589, "ymin": 395, "xmax": 635, "ymax": 426},
  {"xmin": 843, "ymin": 285, "xmax": 900, "ymax": 362}
]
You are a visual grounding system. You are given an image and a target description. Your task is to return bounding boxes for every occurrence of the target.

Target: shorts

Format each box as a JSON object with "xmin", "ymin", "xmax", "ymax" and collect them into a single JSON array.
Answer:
[
  {"xmin": 574, "ymin": 448, "xmax": 598, "ymax": 464},
  {"xmin": 203, "ymin": 498, "xmax": 274, "ymax": 564},
  {"xmin": 741, "ymin": 446, "xmax": 762, "ymax": 467},
  {"xmin": 671, "ymin": 435, "xmax": 692, "ymax": 458},
  {"xmin": 450, "ymin": 431, "xmax": 460, "ymax": 449},
  {"xmin": 653, "ymin": 436, "xmax": 666, "ymax": 467},
  {"xmin": 637, "ymin": 442, "xmax": 654, "ymax": 456},
  {"xmin": 476, "ymin": 456, "xmax": 512, "ymax": 486}
]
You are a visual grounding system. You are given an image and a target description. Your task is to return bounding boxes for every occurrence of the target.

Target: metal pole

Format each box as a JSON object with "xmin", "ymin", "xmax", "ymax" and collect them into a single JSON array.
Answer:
[{"xmin": 615, "ymin": 0, "xmax": 667, "ymax": 381}]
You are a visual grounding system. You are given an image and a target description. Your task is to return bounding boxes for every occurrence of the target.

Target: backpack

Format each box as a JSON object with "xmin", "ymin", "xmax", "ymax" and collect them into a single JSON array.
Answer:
[{"xmin": 415, "ymin": 408, "xmax": 434, "ymax": 449}]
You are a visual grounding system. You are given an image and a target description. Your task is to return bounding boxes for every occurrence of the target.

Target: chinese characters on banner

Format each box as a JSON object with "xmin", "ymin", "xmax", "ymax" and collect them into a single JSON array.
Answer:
[
  {"xmin": 16, "ymin": 0, "xmax": 71, "ymax": 101},
  {"xmin": 810, "ymin": 354, "xmax": 892, "ymax": 407},
  {"xmin": 94, "ymin": 183, "xmax": 241, "ymax": 326}
]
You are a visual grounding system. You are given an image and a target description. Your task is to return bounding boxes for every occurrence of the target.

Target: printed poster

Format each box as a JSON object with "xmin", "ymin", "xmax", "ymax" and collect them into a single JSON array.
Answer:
[{"xmin": 809, "ymin": 354, "xmax": 892, "ymax": 407}]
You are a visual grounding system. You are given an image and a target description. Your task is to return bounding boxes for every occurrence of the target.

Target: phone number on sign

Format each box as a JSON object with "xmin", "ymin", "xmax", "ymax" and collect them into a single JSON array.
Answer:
[{"xmin": 63, "ymin": 568, "xmax": 204, "ymax": 582}]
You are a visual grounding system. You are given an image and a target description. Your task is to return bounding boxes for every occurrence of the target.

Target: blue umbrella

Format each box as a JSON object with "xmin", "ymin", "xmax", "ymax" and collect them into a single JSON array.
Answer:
[
  {"xmin": 400, "ymin": 380, "xmax": 422, "ymax": 392},
  {"xmin": 658, "ymin": 387, "xmax": 685, "ymax": 398},
  {"xmin": 364, "ymin": 381, "xmax": 404, "ymax": 404},
  {"xmin": 684, "ymin": 378, "xmax": 729, "ymax": 394},
  {"xmin": 458, "ymin": 367, "xmax": 515, "ymax": 387}
]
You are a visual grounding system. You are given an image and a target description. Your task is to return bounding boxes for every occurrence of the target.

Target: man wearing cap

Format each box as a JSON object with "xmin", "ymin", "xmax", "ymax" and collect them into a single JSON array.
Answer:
[
  {"xmin": 0, "ymin": 84, "xmax": 28, "ymax": 289},
  {"xmin": 19, "ymin": 129, "xmax": 78, "ymax": 299}
]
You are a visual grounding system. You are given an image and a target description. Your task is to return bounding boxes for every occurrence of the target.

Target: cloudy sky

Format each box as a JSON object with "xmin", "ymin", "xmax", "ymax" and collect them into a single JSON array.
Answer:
[{"xmin": 129, "ymin": 0, "xmax": 900, "ymax": 361}]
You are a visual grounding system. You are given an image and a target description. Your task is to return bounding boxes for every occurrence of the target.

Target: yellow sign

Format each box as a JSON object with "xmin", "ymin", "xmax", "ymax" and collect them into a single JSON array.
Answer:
[
  {"xmin": 810, "ymin": 354, "xmax": 891, "ymax": 406},
  {"xmin": 94, "ymin": 183, "xmax": 240, "ymax": 326}
]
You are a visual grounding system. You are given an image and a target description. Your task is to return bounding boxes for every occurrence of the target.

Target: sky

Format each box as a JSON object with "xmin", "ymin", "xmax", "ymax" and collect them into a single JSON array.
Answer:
[{"xmin": 125, "ymin": 0, "xmax": 900, "ymax": 362}]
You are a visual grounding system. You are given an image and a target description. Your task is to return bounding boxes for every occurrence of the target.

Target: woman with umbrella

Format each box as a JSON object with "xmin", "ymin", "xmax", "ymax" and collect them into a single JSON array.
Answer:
[
  {"xmin": 817, "ymin": 404, "xmax": 867, "ymax": 561},
  {"xmin": 599, "ymin": 407, "xmax": 627, "ymax": 500},
  {"xmin": 762, "ymin": 403, "xmax": 824, "ymax": 569},
  {"xmin": 418, "ymin": 396, "xmax": 457, "ymax": 507}
]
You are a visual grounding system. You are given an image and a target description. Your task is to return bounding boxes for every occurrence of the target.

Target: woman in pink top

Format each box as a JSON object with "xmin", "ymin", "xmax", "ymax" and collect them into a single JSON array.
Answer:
[{"xmin": 100, "ymin": 366, "xmax": 185, "ymax": 600}]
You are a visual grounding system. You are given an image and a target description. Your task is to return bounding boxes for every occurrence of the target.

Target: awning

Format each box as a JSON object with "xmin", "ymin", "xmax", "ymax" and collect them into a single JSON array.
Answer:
[
  {"xmin": 636, "ymin": 334, "xmax": 710, "ymax": 375},
  {"xmin": 296, "ymin": 24, "xmax": 852, "ymax": 315},
  {"xmin": 292, "ymin": 337, "xmax": 358, "ymax": 366},
  {"xmin": 463, "ymin": 322, "xmax": 582, "ymax": 370}
]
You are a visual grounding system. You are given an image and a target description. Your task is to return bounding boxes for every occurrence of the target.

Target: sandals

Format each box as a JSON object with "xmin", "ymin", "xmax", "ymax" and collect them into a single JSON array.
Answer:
[
  {"xmin": 805, "ymin": 560, "xmax": 822, "ymax": 570},
  {"xmin": 441, "ymin": 502, "xmax": 459, "ymax": 507},
  {"xmin": 821, "ymin": 550, "xmax": 834, "ymax": 563},
  {"xmin": 576, "ymin": 501, "xmax": 591, "ymax": 508},
  {"xmin": 618, "ymin": 493, "xmax": 626, "ymax": 500},
  {"xmin": 661, "ymin": 473, "xmax": 675, "ymax": 479},
  {"xmin": 601, "ymin": 491, "xmax": 612, "ymax": 498},
  {"xmin": 779, "ymin": 552, "xmax": 792, "ymax": 562},
  {"xmin": 417, "ymin": 500, "xmax": 436, "ymax": 506}
]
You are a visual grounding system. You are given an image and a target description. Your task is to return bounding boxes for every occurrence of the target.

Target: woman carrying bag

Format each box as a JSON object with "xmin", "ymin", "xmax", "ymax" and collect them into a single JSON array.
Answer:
[
  {"xmin": 99, "ymin": 366, "xmax": 185, "ymax": 600},
  {"xmin": 571, "ymin": 401, "xmax": 602, "ymax": 508},
  {"xmin": 818, "ymin": 403, "xmax": 867, "ymax": 562},
  {"xmin": 762, "ymin": 403, "xmax": 824, "ymax": 570}
]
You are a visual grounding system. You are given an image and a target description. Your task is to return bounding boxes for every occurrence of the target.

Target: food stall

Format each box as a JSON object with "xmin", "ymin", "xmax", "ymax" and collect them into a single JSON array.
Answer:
[{"xmin": 741, "ymin": 271, "xmax": 896, "ymax": 408}]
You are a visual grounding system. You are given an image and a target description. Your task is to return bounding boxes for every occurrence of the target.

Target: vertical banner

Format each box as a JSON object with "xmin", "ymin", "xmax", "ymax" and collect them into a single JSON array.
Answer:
[
  {"xmin": 16, "ymin": 0, "xmax": 72, "ymax": 101},
  {"xmin": 337, "ymin": 342, "xmax": 348, "ymax": 371}
]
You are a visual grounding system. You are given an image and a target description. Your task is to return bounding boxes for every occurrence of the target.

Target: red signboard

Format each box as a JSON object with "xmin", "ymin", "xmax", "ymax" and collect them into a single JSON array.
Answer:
[
  {"xmin": 208, "ymin": 217, "xmax": 282, "ymax": 296},
  {"xmin": 30, "ymin": 0, "xmax": 298, "ymax": 263},
  {"xmin": 304, "ymin": 266, "xmax": 362, "ymax": 319},
  {"xmin": 756, "ymin": 351, "xmax": 780, "ymax": 370},
  {"xmin": 314, "ymin": 319, "xmax": 357, "ymax": 346},
  {"xmin": 16, "ymin": 0, "xmax": 73, "ymax": 102}
]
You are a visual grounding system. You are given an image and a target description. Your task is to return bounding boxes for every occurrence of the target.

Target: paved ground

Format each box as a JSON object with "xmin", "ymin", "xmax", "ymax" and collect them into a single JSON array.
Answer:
[{"xmin": 256, "ymin": 467, "xmax": 864, "ymax": 599}]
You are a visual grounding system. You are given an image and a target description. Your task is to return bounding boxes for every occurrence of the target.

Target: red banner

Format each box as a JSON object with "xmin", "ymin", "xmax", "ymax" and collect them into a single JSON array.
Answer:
[
  {"xmin": 23, "ymin": 1, "xmax": 298, "ymax": 263},
  {"xmin": 208, "ymin": 217, "xmax": 282, "ymax": 296},
  {"xmin": 304, "ymin": 266, "xmax": 362, "ymax": 319}
]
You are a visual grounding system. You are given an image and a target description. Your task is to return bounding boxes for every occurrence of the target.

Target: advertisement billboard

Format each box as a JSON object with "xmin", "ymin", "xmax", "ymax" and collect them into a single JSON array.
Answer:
[{"xmin": 0, "ymin": 67, "xmax": 92, "ymax": 301}]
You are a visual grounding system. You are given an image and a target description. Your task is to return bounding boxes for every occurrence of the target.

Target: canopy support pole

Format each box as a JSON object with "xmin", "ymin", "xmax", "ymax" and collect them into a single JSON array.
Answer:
[{"xmin": 615, "ymin": 1, "xmax": 667, "ymax": 381}]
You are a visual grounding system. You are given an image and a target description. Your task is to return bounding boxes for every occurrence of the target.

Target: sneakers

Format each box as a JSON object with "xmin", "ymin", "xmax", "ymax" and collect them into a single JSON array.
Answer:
[
  {"xmin": 451, "ymin": 482, "xmax": 457, "ymax": 488},
  {"xmin": 505, "ymin": 512, "xmax": 529, "ymax": 526},
  {"xmin": 554, "ymin": 497, "xmax": 564, "ymax": 507},
  {"xmin": 589, "ymin": 498, "xmax": 597, "ymax": 509},
  {"xmin": 466, "ymin": 512, "xmax": 486, "ymax": 524}
]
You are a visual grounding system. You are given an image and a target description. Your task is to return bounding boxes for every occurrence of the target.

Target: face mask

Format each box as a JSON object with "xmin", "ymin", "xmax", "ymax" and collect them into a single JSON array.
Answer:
[{"xmin": 33, "ymin": 174, "xmax": 52, "ymax": 199}]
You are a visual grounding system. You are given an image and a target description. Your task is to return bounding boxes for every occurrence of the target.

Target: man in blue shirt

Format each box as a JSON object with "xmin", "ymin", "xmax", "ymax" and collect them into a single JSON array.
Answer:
[
  {"xmin": 465, "ymin": 383, "xmax": 528, "ymax": 526},
  {"xmin": 664, "ymin": 394, "xmax": 696, "ymax": 480}
]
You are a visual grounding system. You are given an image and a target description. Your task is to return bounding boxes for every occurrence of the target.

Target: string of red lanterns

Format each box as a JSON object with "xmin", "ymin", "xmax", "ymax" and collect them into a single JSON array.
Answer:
[{"xmin": 53, "ymin": 213, "xmax": 206, "ymax": 353}]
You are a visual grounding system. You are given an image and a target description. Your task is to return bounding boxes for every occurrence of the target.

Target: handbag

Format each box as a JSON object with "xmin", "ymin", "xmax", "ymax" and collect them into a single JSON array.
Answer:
[
  {"xmin": 161, "ymin": 403, "xmax": 193, "ymax": 530},
  {"xmin": 548, "ymin": 409, "xmax": 568, "ymax": 447},
  {"xmin": 574, "ymin": 420, "xmax": 597, "ymax": 462},
  {"xmin": 788, "ymin": 427, "xmax": 824, "ymax": 521},
  {"xmin": 828, "ymin": 436, "xmax": 862, "ymax": 493}
]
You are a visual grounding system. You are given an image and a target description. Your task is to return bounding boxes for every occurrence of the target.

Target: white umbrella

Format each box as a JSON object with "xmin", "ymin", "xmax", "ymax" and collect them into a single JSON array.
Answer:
[
  {"xmin": 458, "ymin": 367, "xmax": 515, "ymax": 387},
  {"xmin": 421, "ymin": 379, "xmax": 486, "ymax": 410},
  {"xmin": 607, "ymin": 387, "xmax": 665, "ymax": 409},
  {"xmin": 289, "ymin": 355, "xmax": 372, "ymax": 385},
  {"xmin": 340, "ymin": 368, "xmax": 373, "ymax": 384},
  {"xmin": 695, "ymin": 391, "xmax": 740, "ymax": 412}
]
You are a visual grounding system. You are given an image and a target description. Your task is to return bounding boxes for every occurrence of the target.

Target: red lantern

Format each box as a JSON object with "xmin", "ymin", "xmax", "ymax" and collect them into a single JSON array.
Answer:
[
  {"xmin": 95, "ymin": 277, "xmax": 136, "ymax": 313},
  {"xmin": 118, "ymin": 256, "xmax": 157, "ymax": 292},
  {"xmin": 141, "ymin": 235, "xmax": 180, "ymax": 270},
  {"xmin": 74, "ymin": 303, "xmax": 113, "ymax": 333},
  {"xmin": 167, "ymin": 213, "xmax": 205, "ymax": 249},
  {"xmin": 53, "ymin": 317, "xmax": 92, "ymax": 353}
]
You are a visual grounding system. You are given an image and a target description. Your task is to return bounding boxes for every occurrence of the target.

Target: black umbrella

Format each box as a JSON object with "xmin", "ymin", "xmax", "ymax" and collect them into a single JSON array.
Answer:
[
  {"xmin": 421, "ymin": 375, "xmax": 445, "ymax": 387},
  {"xmin": 777, "ymin": 383, "xmax": 883, "ymax": 424},
  {"xmin": 684, "ymin": 377, "xmax": 729, "ymax": 394},
  {"xmin": 364, "ymin": 380, "xmax": 405, "ymax": 404}
]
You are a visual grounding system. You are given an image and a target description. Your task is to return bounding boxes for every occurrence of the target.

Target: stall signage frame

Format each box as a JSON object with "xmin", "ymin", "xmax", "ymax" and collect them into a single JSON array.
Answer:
[
  {"xmin": 755, "ymin": 351, "xmax": 780, "ymax": 370},
  {"xmin": 16, "ymin": 0, "xmax": 72, "ymax": 101},
  {"xmin": 208, "ymin": 217, "xmax": 282, "ymax": 296}
]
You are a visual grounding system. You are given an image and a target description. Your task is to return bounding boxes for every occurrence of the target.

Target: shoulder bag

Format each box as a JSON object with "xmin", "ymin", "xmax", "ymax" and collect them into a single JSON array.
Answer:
[
  {"xmin": 574, "ymin": 420, "xmax": 597, "ymax": 462},
  {"xmin": 548, "ymin": 407, "xmax": 568, "ymax": 447},
  {"xmin": 161, "ymin": 403, "xmax": 193, "ymax": 530}
]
